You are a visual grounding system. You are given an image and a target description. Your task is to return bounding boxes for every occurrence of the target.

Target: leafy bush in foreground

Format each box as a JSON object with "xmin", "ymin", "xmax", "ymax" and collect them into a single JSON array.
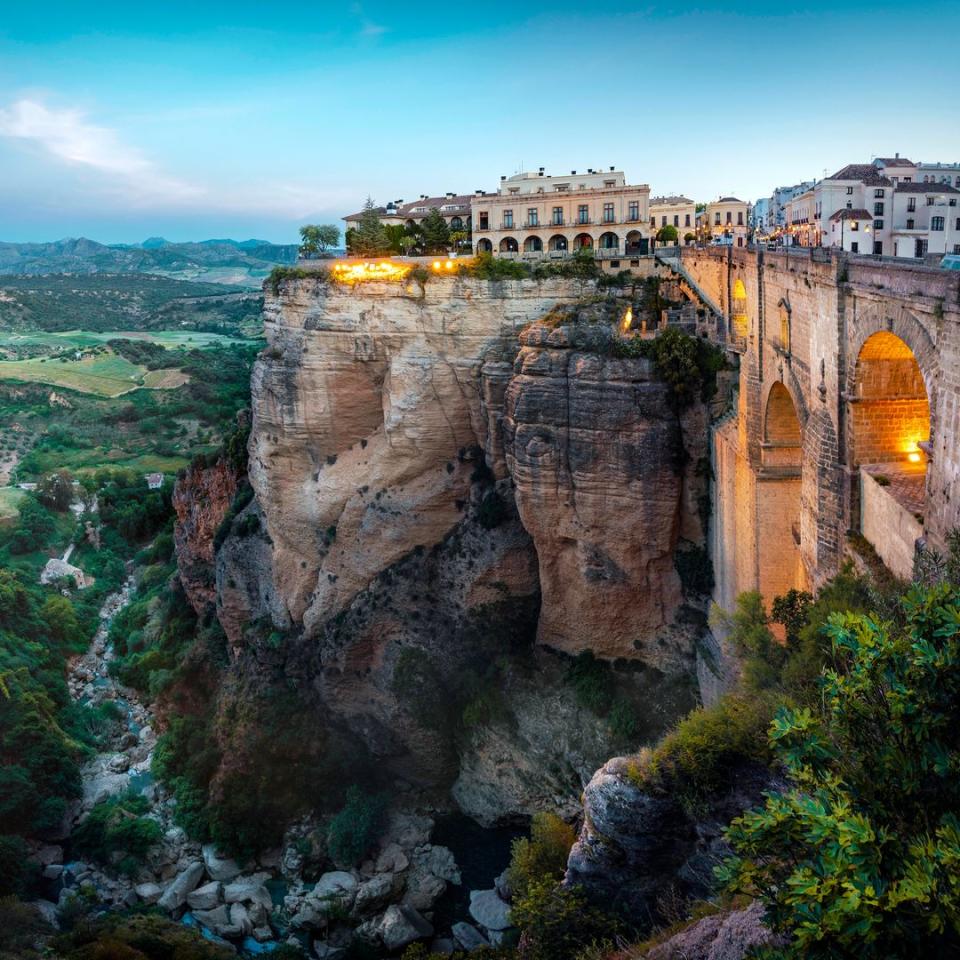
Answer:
[{"xmin": 719, "ymin": 584, "xmax": 960, "ymax": 959}]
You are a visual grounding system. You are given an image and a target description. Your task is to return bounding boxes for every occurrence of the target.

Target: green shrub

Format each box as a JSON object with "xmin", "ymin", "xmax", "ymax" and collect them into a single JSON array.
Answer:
[
  {"xmin": 633, "ymin": 694, "xmax": 775, "ymax": 815},
  {"xmin": 718, "ymin": 584, "xmax": 960, "ymax": 959},
  {"xmin": 467, "ymin": 253, "xmax": 531, "ymax": 280},
  {"xmin": 511, "ymin": 879, "xmax": 614, "ymax": 960},
  {"xmin": 564, "ymin": 651, "xmax": 612, "ymax": 714},
  {"xmin": 71, "ymin": 793, "xmax": 162, "ymax": 874},
  {"xmin": 327, "ymin": 787, "xmax": 387, "ymax": 866},
  {"xmin": 508, "ymin": 813, "xmax": 577, "ymax": 901}
]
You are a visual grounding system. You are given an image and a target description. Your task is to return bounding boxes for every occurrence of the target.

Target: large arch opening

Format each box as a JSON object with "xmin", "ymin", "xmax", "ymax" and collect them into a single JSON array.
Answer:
[
  {"xmin": 499, "ymin": 237, "xmax": 518, "ymax": 253},
  {"xmin": 523, "ymin": 235, "xmax": 543, "ymax": 253},
  {"xmin": 759, "ymin": 382, "xmax": 806, "ymax": 610},
  {"xmin": 476, "ymin": 238, "xmax": 493, "ymax": 253},
  {"xmin": 573, "ymin": 233, "xmax": 593, "ymax": 249},
  {"xmin": 598, "ymin": 231, "xmax": 619, "ymax": 250},
  {"xmin": 548, "ymin": 234, "xmax": 568, "ymax": 252},
  {"xmin": 852, "ymin": 331, "xmax": 931, "ymax": 578}
]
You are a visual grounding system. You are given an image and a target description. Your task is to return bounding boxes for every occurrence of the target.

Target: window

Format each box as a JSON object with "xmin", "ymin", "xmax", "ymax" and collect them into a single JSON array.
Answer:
[
  {"xmin": 503, "ymin": 209, "xmax": 513, "ymax": 228},
  {"xmin": 908, "ymin": 198, "xmax": 917, "ymax": 212},
  {"xmin": 715, "ymin": 213, "xmax": 721, "ymax": 225},
  {"xmin": 927, "ymin": 196, "xmax": 936, "ymax": 206},
  {"xmin": 554, "ymin": 184, "xmax": 570, "ymax": 191},
  {"xmin": 907, "ymin": 219, "xmax": 915, "ymax": 229},
  {"xmin": 851, "ymin": 221, "xmax": 859, "ymax": 231},
  {"xmin": 685, "ymin": 214, "xmax": 691, "ymax": 227},
  {"xmin": 552, "ymin": 206, "xmax": 563, "ymax": 226},
  {"xmin": 874, "ymin": 219, "xmax": 884, "ymax": 230},
  {"xmin": 846, "ymin": 186, "xmax": 854, "ymax": 195},
  {"xmin": 478, "ymin": 213, "xmax": 489, "ymax": 230},
  {"xmin": 737, "ymin": 212, "xmax": 744, "ymax": 225},
  {"xmin": 650, "ymin": 216, "xmax": 656, "ymax": 227},
  {"xmin": 527, "ymin": 208, "xmax": 538, "ymax": 226},
  {"xmin": 873, "ymin": 240, "xmax": 883, "ymax": 255},
  {"xmin": 726, "ymin": 211, "xmax": 732, "ymax": 224},
  {"xmin": 604, "ymin": 180, "xmax": 616, "ymax": 188},
  {"xmin": 916, "ymin": 239, "xmax": 928, "ymax": 256},
  {"xmin": 673, "ymin": 215, "xmax": 679, "ymax": 227},
  {"xmin": 874, "ymin": 202, "xmax": 884, "ymax": 215},
  {"xmin": 956, "ymin": 218, "xmax": 960, "ymax": 230},
  {"xmin": 951, "ymin": 199, "xmax": 958, "ymax": 206},
  {"xmin": 628, "ymin": 201, "xmax": 639, "ymax": 221},
  {"xmin": 661, "ymin": 215, "xmax": 667, "ymax": 227},
  {"xmin": 932, "ymin": 216, "xmax": 945, "ymax": 230},
  {"xmin": 603, "ymin": 202, "xmax": 615, "ymax": 223},
  {"xmin": 578, "ymin": 204, "xmax": 589, "ymax": 224},
  {"xmin": 874, "ymin": 188, "xmax": 884, "ymax": 198},
  {"xmin": 851, "ymin": 241, "xmax": 859, "ymax": 253},
  {"xmin": 954, "ymin": 244, "xmax": 960, "ymax": 254}
]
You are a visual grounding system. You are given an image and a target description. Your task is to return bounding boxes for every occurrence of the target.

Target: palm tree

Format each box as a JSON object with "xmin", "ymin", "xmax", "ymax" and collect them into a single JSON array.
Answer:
[{"xmin": 449, "ymin": 230, "xmax": 468, "ymax": 253}]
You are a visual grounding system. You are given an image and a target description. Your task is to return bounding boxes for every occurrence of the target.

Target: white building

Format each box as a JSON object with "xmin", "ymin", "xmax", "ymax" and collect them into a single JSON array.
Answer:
[
  {"xmin": 472, "ymin": 167, "xmax": 652, "ymax": 259},
  {"xmin": 813, "ymin": 164, "xmax": 893, "ymax": 254},
  {"xmin": 890, "ymin": 182, "xmax": 960, "ymax": 258},
  {"xmin": 751, "ymin": 197, "xmax": 770, "ymax": 233},
  {"xmin": 769, "ymin": 181, "xmax": 815, "ymax": 234},
  {"xmin": 704, "ymin": 197, "xmax": 750, "ymax": 246}
]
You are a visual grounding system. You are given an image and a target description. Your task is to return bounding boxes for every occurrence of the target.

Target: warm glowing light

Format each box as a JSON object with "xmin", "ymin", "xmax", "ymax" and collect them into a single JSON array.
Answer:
[
  {"xmin": 445, "ymin": 260, "xmax": 455, "ymax": 270},
  {"xmin": 329, "ymin": 260, "xmax": 412, "ymax": 284},
  {"xmin": 620, "ymin": 306, "xmax": 633, "ymax": 333},
  {"xmin": 432, "ymin": 261, "xmax": 442, "ymax": 270},
  {"xmin": 908, "ymin": 452, "xmax": 922, "ymax": 463}
]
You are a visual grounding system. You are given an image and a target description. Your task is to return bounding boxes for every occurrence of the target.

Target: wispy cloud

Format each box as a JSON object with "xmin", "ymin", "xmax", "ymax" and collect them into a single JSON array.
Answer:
[
  {"xmin": 0, "ymin": 98, "xmax": 200, "ymax": 204},
  {"xmin": 350, "ymin": 3, "xmax": 388, "ymax": 38},
  {"xmin": 0, "ymin": 97, "xmax": 348, "ymax": 220}
]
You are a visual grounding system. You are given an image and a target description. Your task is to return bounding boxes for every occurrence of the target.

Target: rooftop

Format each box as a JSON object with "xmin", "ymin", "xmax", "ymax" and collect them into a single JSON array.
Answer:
[
  {"xmin": 829, "ymin": 208, "xmax": 873, "ymax": 221},
  {"xmin": 651, "ymin": 195, "xmax": 694, "ymax": 205},
  {"xmin": 344, "ymin": 194, "xmax": 474, "ymax": 221},
  {"xmin": 874, "ymin": 156, "xmax": 915, "ymax": 167},
  {"xmin": 894, "ymin": 182, "xmax": 960, "ymax": 194},
  {"xmin": 826, "ymin": 164, "xmax": 893, "ymax": 186},
  {"xmin": 715, "ymin": 196, "xmax": 745, "ymax": 204}
]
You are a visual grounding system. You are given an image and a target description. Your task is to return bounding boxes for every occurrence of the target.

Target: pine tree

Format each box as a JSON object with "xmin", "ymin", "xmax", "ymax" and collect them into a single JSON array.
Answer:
[
  {"xmin": 419, "ymin": 207, "xmax": 450, "ymax": 254},
  {"xmin": 351, "ymin": 197, "xmax": 388, "ymax": 256}
]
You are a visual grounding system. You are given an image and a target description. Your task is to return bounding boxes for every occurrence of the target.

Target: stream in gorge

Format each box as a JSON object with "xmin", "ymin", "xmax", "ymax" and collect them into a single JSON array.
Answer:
[{"xmin": 44, "ymin": 574, "xmax": 523, "ymax": 955}]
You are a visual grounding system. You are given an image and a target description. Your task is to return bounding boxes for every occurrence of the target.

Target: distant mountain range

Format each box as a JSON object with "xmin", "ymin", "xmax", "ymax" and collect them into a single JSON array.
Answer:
[{"xmin": 0, "ymin": 237, "xmax": 302, "ymax": 287}]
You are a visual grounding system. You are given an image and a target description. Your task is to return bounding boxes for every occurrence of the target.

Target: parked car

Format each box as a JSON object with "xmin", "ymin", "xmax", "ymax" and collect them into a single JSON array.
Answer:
[{"xmin": 940, "ymin": 254, "xmax": 960, "ymax": 271}]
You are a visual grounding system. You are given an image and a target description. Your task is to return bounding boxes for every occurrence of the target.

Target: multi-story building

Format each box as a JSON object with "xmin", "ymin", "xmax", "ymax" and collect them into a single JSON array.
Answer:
[
  {"xmin": 917, "ymin": 161, "xmax": 960, "ymax": 188},
  {"xmin": 471, "ymin": 168, "xmax": 652, "ymax": 259},
  {"xmin": 813, "ymin": 164, "xmax": 892, "ymax": 254},
  {"xmin": 783, "ymin": 188, "xmax": 816, "ymax": 246},
  {"xmin": 705, "ymin": 197, "xmax": 750, "ymax": 246},
  {"xmin": 751, "ymin": 197, "xmax": 770, "ymax": 233},
  {"xmin": 769, "ymin": 181, "xmax": 815, "ymax": 233},
  {"xmin": 890, "ymin": 182, "xmax": 960, "ymax": 258},
  {"xmin": 344, "ymin": 193, "xmax": 473, "ymax": 233},
  {"xmin": 649, "ymin": 195, "xmax": 696, "ymax": 243}
]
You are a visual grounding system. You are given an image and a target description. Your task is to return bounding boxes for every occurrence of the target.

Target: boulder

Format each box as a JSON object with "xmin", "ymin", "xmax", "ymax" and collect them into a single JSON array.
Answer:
[
  {"xmin": 382, "ymin": 813, "xmax": 433, "ymax": 852},
  {"xmin": 494, "ymin": 868, "xmax": 513, "ymax": 903},
  {"xmin": 203, "ymin": 844, "xmax": 242, "ymax": 881},
  {"xmin": 157, "ymin": 860, "xmax": 205, "ymax": 912},
  {"xmin": 230, "ymin": 902, "xmax": 254, "ymax": 936},
  {"xmin": 378, "ymin": 905, "xmax": 433, "ymax": 952},
  {"xmin": 43, "ymin": 865, "xmax": 64, "ymax": 880},
  {"xmin": 401, "ymin": 868, "xmax": 446, "ymax": 911},
  {"xmin": 135, "ymin": 882, "xmax": 163, "ymax": 904},
  {"xmin": 187, "ymin": 881, "xmax": 222, "ymax": 911},
  {"xmin": 646, "ymin": 901, "xmax": 779, "ymax": 960},
  {"xmin": 451, "ymin": 922, "xmax": 490, "ymax": 951},
  {"xmin": 28, "ymin": 900, "xmax": 59, "ymax": 930},
  {"xmin": 354, "ymin": 874, "xmax": 396, "ymax": 915},
  {"xmin": 193, "ymin": 905, "xmax": 237, "ymax": 938},
  {"xmin": 375, "ymin": 842, "xmax": 409, "ymax": 874},
  {"xmin": 411, "ymin": 845, "xmax": 461, "ymax": 884},
  {"xmin": 468, "ymin": 889, "xmax": 512, "ymax": 932},
  {"xmin": 224, "ymin": 875, "xmax": 273, "ymax": 910},
  {"xmin": 33, "ymin": 845, "xmax": 64, "ymax": 866},
  {"xmin": 312, "ymin": 871, "xmax": 358, "ymax": 905}
]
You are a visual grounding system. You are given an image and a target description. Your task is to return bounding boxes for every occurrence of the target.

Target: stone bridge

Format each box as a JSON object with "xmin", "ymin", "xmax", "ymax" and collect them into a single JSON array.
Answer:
[{"xmin": 673, "ymin": 246, "xmax": 960, "ymax": 607}]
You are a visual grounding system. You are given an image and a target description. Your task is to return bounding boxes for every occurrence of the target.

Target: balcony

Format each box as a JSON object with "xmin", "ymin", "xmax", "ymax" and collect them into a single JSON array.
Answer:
[
  {"xmin": 500, "ymin": 222, "xmax": 515, "ymax": 230},
  {"xmin": 475, "ymin": 224, "xmax": 490, "ymax": 232},
  {"xmin": 524, "ymin": 220, "xmax": 540, "ymax": 229}
]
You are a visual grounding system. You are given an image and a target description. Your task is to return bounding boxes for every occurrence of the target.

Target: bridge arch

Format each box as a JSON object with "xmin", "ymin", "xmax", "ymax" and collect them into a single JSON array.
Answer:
[{"xmin": 758, "ymin": 381, "xmax": 807, "ymax": 604}]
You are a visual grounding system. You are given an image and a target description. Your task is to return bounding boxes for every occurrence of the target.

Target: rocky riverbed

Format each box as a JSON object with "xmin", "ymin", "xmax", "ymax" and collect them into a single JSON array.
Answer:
[{"xmin": 27, "ymin": 577, "xmax": 518, "ymax": 956}]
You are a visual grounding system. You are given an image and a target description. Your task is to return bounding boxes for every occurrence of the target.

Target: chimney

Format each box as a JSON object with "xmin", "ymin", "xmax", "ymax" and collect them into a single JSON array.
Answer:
[
  {"xmin": 501, "ymin": 175, "xmax": 506, "ymax": 181},
  {"xmin": 609, "ymin": 166, "xmax": 615, "ymax": 172},
  {"xmin": 571, "ymin": 170, "xmax": 576, "ymax": 175}
]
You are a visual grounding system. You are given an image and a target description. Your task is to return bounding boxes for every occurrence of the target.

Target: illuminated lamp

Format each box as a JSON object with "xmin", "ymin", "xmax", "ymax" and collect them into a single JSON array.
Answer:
[
  {"xmin": 908, "ymin": 451, "xmax": 922, "ymax": 463},
  {"xmin": 432, "ymin": 261, "xmax": 442, "ymax": 270}
]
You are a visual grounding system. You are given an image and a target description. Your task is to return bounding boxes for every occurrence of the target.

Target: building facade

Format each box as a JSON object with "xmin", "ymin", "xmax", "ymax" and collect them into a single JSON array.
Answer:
[
  {"xmin": 705, "ymin": 197, "xmax": 750, "ymax": 246},
  {"xmin": 471, "ymin": 168, "xmax": 652, "ymax": 258},
  {"xmin": 769, "ymin": 181, "xmax": 815, "ymax": 233},
  {"xmin": 890, "ymin": 182, "xmax": 960, "ymax": 258},
  {"xmin": 649, "ymin": 195, "xmax": 696, "ymax": 243}
]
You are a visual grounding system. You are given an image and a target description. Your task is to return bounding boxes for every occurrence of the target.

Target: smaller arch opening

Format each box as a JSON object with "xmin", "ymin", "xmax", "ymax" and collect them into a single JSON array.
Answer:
[
  {"xmin": 523, "ymin": 235, "xmax": 543, "ymax": 253},
  {"xmin": 499, "ymin": 237, "xmax": 518, "ymax": 253}
]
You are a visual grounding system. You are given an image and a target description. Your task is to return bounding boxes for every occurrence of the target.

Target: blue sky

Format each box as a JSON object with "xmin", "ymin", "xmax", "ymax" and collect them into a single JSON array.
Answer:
[{"xmin": 1, "ymin": 0, "xmax": 958, "ymax": 244}]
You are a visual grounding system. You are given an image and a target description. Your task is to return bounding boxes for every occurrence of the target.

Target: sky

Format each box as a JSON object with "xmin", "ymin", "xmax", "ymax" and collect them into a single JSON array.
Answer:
[{"xmin": 1, "ymin": 0, "xmax": 959, "ymax": 244}]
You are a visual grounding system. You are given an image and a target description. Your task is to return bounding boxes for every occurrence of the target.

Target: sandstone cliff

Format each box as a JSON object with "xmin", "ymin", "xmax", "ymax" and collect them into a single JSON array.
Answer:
[
  {"xmin": 501, "ymin": 319, "xmax": 710, "ymax": 669},
  {"xmin": 173, "ymin": 455, "xmax": 240, "ymax": 615},
  {"xmin": 247, "ymin": 274, "xmax": 594, "ymax": 638}
]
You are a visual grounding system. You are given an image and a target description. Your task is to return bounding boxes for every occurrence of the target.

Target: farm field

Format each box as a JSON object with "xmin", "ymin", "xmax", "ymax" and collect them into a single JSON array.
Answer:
[
  {"xmin": 0, "ymin": 328, "xmax": 252, "ymax": 354},
  {"xmin": 0, "ymin": 486, "xmax": 26, "ymax": 520},
  {"xmin": 0, "ymin": 351, "xmax": 159, "ymax": 397}
]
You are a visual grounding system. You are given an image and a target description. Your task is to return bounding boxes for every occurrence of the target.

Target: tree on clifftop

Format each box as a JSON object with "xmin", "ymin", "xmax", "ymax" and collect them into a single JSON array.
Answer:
[
  {"xmin": 348, "ymin": 197, "xmax": 389, "ymax": 256},
  {"xmin": 420, "ymin": 207, "xmax": 451, "ymax": 253},
  {"xmin": 298, "ymin": 224, "xmax": 340, "ymax": 258}
]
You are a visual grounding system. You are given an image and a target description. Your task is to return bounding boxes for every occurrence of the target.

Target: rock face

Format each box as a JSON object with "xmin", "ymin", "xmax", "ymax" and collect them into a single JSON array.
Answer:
[
  {"xmin": 565, "ymin": 755, "xmax": 778, "ymax": 920},
  {"xmin": 645, "ymin": 901, "xmax": 778, "ymax": 960},
  {"xmin": 501, "ymin": 321, "xmax": 708, "ymax": 669},
  {"xmin": 246, "ymin": 274, "xmax": 592, "ymax": 639},
  {"xmin": 173, "ymin": 455, "xmax": 240, "ymax": 615}
]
